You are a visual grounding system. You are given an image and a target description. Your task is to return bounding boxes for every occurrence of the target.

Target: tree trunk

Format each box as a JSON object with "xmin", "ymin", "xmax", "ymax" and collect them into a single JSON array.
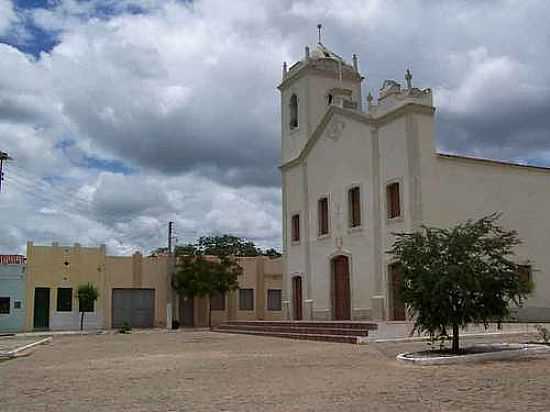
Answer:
[
  {"xmin": 80, "ymin": 311, "xmax": 84, "ymax": 331},
  {"xmin": 452, "ymin": 323, "xmax": 460, "ymax": 354}
]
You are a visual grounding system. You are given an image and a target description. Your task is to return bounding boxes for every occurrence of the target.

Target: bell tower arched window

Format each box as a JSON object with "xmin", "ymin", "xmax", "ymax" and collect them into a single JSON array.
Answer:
[{"xmin": 289, "ymin": 94, "xmax": 298, "ymax": 129}]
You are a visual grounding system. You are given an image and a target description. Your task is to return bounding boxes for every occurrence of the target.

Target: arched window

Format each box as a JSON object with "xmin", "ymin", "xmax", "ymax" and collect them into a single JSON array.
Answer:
[
  {"xmin": 289, "ymin": 94, "xmax": 298, "ymax": 129},
  {"xmin": 328, "ymin": 93, "xmax": 333, "ymax": 105}
]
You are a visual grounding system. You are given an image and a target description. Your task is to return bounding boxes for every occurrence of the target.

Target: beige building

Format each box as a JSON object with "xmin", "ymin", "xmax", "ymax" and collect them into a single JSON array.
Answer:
[
  {"xmin": 279, "ymin": 42, "xmax": 549, "ymax": 322},
  {"xmin": 182, "ymin": 256, "xmax": 284, "ymax": 327},
  {"xmin": 24, "ymin": 242, "xmax": 282, "ymax": 331}
]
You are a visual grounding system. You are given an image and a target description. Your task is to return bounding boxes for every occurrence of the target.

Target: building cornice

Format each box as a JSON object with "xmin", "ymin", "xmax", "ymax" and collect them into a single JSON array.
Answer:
[
  {"xmin": 437, "ymin": 153, "xmax": 550, "ymax": 173},
  {"xmin": 278, "ymin": 64, "xmax": 363, "ymax": 90},
  {"xmin": 279, "ymin": 102, "xmax": 435, "ymax": 171}
]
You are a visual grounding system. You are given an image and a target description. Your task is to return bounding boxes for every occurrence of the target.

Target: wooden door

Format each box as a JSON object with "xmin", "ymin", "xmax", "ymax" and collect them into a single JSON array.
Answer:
[
  {"xmin": 292, "ymin": 276, "xmax": 303, "ymax": 320},
  {"xmin": 390, "ymin": 264, "xmax": 406, "ymax": 321},
  {"xmin": 179, "ymin": 295, "xmax": 194, "ymax": 327},
  {"xmin": 333, "ymin": 256, "xmax": 351, "ymax": 320},
  {"xmin": 33, "ymin": 288, "xmax": 50, "ymax": 330}
]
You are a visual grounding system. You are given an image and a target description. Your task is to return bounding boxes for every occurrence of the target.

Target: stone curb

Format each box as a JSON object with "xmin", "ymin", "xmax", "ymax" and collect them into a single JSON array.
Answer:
[
  {"xmin": 396, "ymin": 343, "xmax": 550, "ymax": 365},
  {"xmin": 0, "ymin": 337, "xmax": 52, "ymax": 359},
  {"xmin": 369, "ymin": 330, "xmax": 536, "ymax": 344}
]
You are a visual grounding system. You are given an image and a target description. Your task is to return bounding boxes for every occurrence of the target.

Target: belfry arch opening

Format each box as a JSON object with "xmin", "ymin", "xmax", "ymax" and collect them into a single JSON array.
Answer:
[{"xmin": 289, "ymin": 94, "xmax": 298, "ymax": 129}]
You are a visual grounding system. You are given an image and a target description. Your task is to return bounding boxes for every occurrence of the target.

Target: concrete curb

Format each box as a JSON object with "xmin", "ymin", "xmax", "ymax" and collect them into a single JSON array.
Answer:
[
  {"xmin": 15, "ymin": 330, "xmax": 106, "ymax": 338},
  {"xmin": 0, "ymin": 337, "xmax": 52, "ymax": 359},
  {"xmin": 369, "ymin": 330, "xmax": 537, "ymax": 344},
  {"xmin": 396, "ymin": 343, "xmax": 550, "ymax": 365}
]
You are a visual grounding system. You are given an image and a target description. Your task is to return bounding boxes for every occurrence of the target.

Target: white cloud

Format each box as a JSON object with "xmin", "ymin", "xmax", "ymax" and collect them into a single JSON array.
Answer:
[
  {"xmin": 2, "ymin": 0, "xmax": 550, "ymax": 255},
  {"xmin": 0, "ymin": 0, "xmax": 17, "ymax": 36}
]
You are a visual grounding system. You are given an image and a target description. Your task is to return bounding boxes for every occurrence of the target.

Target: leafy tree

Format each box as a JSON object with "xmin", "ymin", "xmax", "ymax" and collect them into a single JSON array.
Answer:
[
  {"xmin": 152, "ymin": 234, "xmax": 281, "ymax": 259},
  {"xmin": 195, "ymin": 234, "xmax": 261, "ymax": 257},
  {"xmin": 389, "ymin": 214, "xmax": 533, "ymax": 354},
  {"xmin": 77, "ymin": 283, "xmax": 100, "ymax": 331},
  {"xmin": 149, "ymin": 247, "xmax": 169, "ymax": 256},
  {"xmin": 172, "ymin": 254, "xmax": 242, "ymax": 327},
  {"xmin": 174, "ymin": 243, "xmax": 199, "ymax": 256},
  {"xmin": 263, "ymin": 248, "xmax": 282, "ymax": 258}
]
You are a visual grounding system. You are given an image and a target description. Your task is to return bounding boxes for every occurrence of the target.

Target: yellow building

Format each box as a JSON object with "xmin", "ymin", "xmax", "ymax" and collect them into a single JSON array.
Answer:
[{"xmin": 25, "ymin": 242, "xmax": 282, "ymax": 331}]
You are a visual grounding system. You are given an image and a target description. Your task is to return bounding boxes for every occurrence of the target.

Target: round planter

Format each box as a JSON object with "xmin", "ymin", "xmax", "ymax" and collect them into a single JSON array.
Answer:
[{"xmin": 397, "ymin": 343, "xmax": 550, "ymax": 365}]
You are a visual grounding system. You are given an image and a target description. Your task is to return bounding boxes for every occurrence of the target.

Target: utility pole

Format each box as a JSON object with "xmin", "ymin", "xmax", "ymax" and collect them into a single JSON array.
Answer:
[
  {"xmin": 168, "ymin": 221, "xmax": 174, "ymax": 254},
  {"xmin": 166, "ymin": 221, "xmax": 174, "ymax": 329},
  {"xmin": 0, "ymin": 151, "xmax": 13, "ymax": 194}
]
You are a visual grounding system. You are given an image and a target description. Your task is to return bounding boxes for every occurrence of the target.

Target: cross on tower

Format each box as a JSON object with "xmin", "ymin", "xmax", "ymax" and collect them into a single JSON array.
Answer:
[{"xmin": 405, "ymin": 68, "xmax": 413, "ymax": 90}]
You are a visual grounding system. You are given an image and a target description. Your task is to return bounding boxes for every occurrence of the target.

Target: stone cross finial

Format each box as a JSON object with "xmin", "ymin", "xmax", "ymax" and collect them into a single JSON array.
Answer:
[{"xmin": 405, "ymin": 68, "xmax": 413, "ymax": 90}]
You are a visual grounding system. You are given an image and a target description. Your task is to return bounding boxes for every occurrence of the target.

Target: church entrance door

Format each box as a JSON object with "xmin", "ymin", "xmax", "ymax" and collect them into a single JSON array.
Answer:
[
  {"xmin": 292, "ymin": 276, "xmax": 303, "ymax": 320},
  {"xmin": 332, "ymin": 256, "xmax": 351, "ymax": 320},
  {"xmin": 389, "ymin": 263, "xmax": 406, "ymax": 321}
]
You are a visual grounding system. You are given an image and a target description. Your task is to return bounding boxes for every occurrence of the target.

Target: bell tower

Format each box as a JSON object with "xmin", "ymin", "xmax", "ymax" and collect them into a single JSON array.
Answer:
[{"xmin": 278, "ymin": 39, "xmax": 364, "ymax": 164}]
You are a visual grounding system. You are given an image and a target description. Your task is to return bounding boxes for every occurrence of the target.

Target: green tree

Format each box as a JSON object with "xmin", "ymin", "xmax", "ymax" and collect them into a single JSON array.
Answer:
[
  {"xmin": 262, "ymin": 248, "xmax": 282, "ymax": 258},
  {"xmin": 77, "ymin": 283, "xmax": 100, "ymax": 331},
  {"xmin": 172, "ymin": 254, "xmax": 242, "ymax": 327},
  {"xmin": 195, "ymin": 234, "xmax": 261, "ymax": 257},
  {"xmin": 152, "ymin": 234, "xmax": 281, "ymax": 258},
  {"xmin": 389, "ymin": 214, "xmax": 533, "ymax": 354}
]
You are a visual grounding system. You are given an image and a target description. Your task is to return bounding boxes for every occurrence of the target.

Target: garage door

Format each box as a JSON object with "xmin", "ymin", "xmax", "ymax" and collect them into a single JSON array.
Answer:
[{"xmin": 112, "ymin": 289, "xmax": 155, "ymax": 328}]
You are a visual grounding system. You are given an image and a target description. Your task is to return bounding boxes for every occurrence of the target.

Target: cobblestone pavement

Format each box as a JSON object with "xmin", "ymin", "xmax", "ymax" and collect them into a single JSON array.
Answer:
[{"xmin": 1, "ymin": 330, "xmax": 549, "ymax": 411}]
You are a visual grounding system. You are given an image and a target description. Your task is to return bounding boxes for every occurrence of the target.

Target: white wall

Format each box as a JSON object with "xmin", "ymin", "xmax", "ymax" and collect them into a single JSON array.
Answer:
[{"xmin": 422, "ymin": 155, "xmax": 550, "ymax": 320}]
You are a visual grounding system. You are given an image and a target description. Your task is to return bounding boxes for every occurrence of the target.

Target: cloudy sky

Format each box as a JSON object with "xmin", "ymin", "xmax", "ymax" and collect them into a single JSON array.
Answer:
[{"xmin": 0, "ymin": 0, "xmax": 549, "ymax": 256}]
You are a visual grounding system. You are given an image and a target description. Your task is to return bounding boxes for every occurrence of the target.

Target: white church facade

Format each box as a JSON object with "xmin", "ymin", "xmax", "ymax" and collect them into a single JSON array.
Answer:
[{"xmin": 279, "ymin": 42, "xmax": 550, "ymax": 322}]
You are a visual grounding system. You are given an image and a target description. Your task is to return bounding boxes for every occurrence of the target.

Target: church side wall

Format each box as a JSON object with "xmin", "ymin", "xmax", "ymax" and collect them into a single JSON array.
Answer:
[{"xmin": 422, "ymin": 156, "xmax": 550, "ymax": 320}]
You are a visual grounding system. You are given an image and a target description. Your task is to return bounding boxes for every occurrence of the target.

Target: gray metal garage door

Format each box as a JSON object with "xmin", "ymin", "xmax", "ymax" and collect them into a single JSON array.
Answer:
[{"xmin": 112, "ymin": 289, "xmax": 155, "ymax": 328}]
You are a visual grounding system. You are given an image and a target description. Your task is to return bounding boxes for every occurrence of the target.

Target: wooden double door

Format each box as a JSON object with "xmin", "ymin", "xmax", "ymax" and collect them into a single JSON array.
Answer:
[
  {"xmin": 292, "ymin": 276, "xmax": 303, "ymax": 320},
  {"xmin": 332, "ymin": 256, "xmax": 351, "ymax": 321},
  {"xmin": 390, "ymin": 263, "xmax": 406, "ymax": 321}
]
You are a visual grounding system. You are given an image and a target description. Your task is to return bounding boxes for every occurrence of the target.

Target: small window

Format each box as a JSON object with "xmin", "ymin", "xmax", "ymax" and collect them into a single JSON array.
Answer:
[
  {"xmin": 210, "ymin": 292, "xmax": 226, "ymax": 311},
  {"xmin": 57, "ymin": 288, "xmax": 73, "ymax": 312},
  {"xmin": 239, "ymin": 289, "xmax": 254, "ymax": 311},
  {"xmin": 289, "ymin": 94, "xmax": 298, "ymax": 129},
  {"xmin": 387, "ymin": 182, "xmax": 401, "ymax": 219},
  {"xmin": 517, "ymin": 265, "xmax": 532, "ymax": 284},
  {"xmin": 348, "ymin": 186, "xmax": 361, "ymax": 227},
  {"xmin": 328, "ymin": 94, "xmax": 333, "ymax": 105},
  {"xmin": 267, "ymin": 289, "xmax": 282, "ymax": 311},
  {"xmin": 14, "ymin": 301, "xmax": 21, "ymax": 310},
  {"xmin": 0, "ymin": 297, "xmax": 9, "ymax": 314},
  {"xmin": 318, "ymin": 197, "xmax": 329, "ymax": 235},
  {"xmin": 291, "ymin": 214, "xmax": 300, "ymax": 242}
]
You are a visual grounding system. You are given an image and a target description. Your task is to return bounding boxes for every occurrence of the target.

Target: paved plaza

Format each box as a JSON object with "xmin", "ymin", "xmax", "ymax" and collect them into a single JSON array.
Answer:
[{"xmin": 1, "ymin": 330, "xmax": 549, "ymax": 411}]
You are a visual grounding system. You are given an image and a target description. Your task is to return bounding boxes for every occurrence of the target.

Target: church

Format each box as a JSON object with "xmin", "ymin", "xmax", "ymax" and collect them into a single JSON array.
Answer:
[{"xmin": 279, "ymin": 41, "xmax": 550, "ymax": 322}]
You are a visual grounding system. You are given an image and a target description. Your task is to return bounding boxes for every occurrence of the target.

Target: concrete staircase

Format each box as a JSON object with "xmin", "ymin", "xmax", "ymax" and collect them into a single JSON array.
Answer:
[{"xmin": 212, "ymin": 320, "xmax": 378, "ymax": 344}]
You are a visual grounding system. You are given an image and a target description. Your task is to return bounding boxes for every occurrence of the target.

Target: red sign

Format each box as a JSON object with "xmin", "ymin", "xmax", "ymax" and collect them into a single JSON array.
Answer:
[{"xmin": 0, "ymin": 255, "xmax": 26, "ymax": 265}]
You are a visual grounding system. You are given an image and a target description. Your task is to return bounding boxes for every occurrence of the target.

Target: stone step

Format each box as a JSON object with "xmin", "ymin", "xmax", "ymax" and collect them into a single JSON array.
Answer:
[
  {"xmin": 223, "ymin": 320, "xmax": 378, "ymax": 331},
  {"xmin": 212, "ymin": 328, "xmax": 366, "ymax": 344},
  {"xmin": 216, "ymin": 324, "xmax": 369, "ymax": 337}
]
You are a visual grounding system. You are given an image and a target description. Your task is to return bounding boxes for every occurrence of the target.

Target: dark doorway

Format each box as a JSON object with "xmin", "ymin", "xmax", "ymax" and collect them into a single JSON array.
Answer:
[
  {"xmin": 33, "ymin": 288, "xmax": 50, "ymax": 330},
  {"xmin": 332, "ymin": 256, "xmax": 351, "ymax": 320},
  {"xmin": 292, "ymin": 276, "xmax": 303, "ymax": 320},
  {"xmin": 179, "ymin": 295, "xmax": 194, "ymax": 327},
  {"xmin": 389, "ymin": 263, "xmax": 406, "ymax": 321}
]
